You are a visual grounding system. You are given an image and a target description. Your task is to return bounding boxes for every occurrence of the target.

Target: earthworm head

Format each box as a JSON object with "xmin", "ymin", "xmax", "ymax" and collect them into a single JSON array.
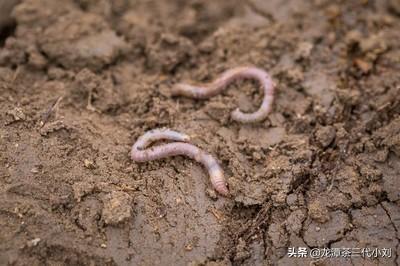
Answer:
[
  {"xmin": 171, "ymin": 83, "xmax": 207, "ymax": 99},
  {"xmin": 216, "ymin": 184, "xmax": 230, "ymax": 197},
  {"xmin": 231, "ymin": 108, "xmax": 242, "ymax": 118},
  {"xmin": 171, "ymin": 83, "xmax": 190, "ymax": 96},
  {"xmin": 212, "ymin": 174, "xmax": 230, "ymax": 197},
  {"xmin": 181, "ymin": 134, "xmax": 191, "ymax": 142}
]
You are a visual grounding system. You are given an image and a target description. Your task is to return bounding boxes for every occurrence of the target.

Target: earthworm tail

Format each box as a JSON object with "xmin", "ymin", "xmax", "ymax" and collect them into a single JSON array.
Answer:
[
  {"xmin": 131, "ymin": 128, "xmax": 229, "ymax": 196},
  {"xmin": 171, "ymin": 66, "xmax": 275, "ymax": 123}
]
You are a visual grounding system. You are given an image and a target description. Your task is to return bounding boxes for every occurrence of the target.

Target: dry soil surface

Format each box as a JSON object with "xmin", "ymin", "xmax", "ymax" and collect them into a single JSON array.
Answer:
[{"xmin": 1, "ymin": 0, "xmax": 400, "ymax": 265}]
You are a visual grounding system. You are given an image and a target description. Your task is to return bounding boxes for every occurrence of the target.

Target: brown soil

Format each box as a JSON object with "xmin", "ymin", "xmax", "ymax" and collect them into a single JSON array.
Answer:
[{"xmin": 1, "ymin": 0, "xmax": 400, "ymax": 265}]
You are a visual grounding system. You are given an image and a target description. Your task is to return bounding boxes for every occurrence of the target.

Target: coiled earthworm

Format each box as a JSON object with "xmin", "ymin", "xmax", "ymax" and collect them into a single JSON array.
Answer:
[
  {"xmin": 171, "ymin": 66, "xmax": 275, "ymax": 123},
  {"xmin": 131, "ymin": 128, "xmax": 229, "ymax": 196}
]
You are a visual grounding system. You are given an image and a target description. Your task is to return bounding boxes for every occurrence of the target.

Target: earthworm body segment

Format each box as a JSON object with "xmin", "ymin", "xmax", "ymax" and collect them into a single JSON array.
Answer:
[
  {"xmin": 171, "ymin": 66, "xmax": 275, "ymax": 123},
  {"xmin": 131, "ymin": 129, "xmax": 229, "ymax": 196}
]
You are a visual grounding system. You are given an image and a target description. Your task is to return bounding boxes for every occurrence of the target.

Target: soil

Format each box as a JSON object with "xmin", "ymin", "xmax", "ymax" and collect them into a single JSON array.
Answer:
[{"xmin": 1, "ymin": 0, "xmax": 400, "ymax": 265}]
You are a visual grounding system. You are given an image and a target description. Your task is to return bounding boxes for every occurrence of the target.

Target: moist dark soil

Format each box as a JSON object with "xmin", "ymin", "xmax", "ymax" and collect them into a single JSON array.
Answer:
[{"xmin": 1, "ymin": 0, "xmax": 400, "ymax": 265}]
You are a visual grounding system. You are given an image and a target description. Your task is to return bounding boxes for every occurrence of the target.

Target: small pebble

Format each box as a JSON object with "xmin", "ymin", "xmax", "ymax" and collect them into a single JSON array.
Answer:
[
  {"xmin": 84, "ymin": 159, "xmax": 96, "ymax": 169},
  {"xmin": 315, "ymin": 126, "xmax": 336, "ymax": 148},
  {"xmin": 30, "ymin": 167, "xmax": 39, "ymax": 174},
  {"xmin": 185, "ymin": 244, "xmax": 193, "ymax": 251},
  {"xmin": 27, "ymin": 238, "xmax": 41, "ymax": 247},
  {"xmin": 295, "ymin": 41, "xmax": 313, "ymax": 60}
]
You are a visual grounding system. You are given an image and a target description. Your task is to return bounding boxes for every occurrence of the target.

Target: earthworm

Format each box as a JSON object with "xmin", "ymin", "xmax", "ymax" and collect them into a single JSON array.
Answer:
[
  {"xmin": 171, "ymin": 66, "xmax": 275, "ymax": 123},
  {"xmin": 131, "ymin": 128, "xmax": 229, "ymax": 196}
]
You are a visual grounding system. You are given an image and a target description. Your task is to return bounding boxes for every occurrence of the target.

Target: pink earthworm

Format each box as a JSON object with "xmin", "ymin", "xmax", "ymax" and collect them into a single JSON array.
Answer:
[
  {"xmin": 171, "ymin": 66, "xmax": 275, "ymax": 123},
  {"xmin": 131, "ymin": 128, "xmax": 229, "ymax": 196}
]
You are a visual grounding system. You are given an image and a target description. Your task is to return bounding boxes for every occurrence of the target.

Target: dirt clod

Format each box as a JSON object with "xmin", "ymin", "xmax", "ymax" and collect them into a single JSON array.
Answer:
[
  {"xmin": 315, "ymin": 125, "xmax": 336, "ymax": 148},
  {"xmin": 5, "ymin": 107, "xmax": 26, "ymax": 125},
  {"xmin": 303, "ymin": 210, "xmax": 349, "ymax": 247},
  {"xmin": 102, "ymin": 191, "xmax": 133, "ymax": 225},
  {"xmin": 72, "ymin": 181, "xmax": 95, "ymax": 202},
  {"xmin": 308, "ymin": 200, "xmax": 330, "ymax": 223}
]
